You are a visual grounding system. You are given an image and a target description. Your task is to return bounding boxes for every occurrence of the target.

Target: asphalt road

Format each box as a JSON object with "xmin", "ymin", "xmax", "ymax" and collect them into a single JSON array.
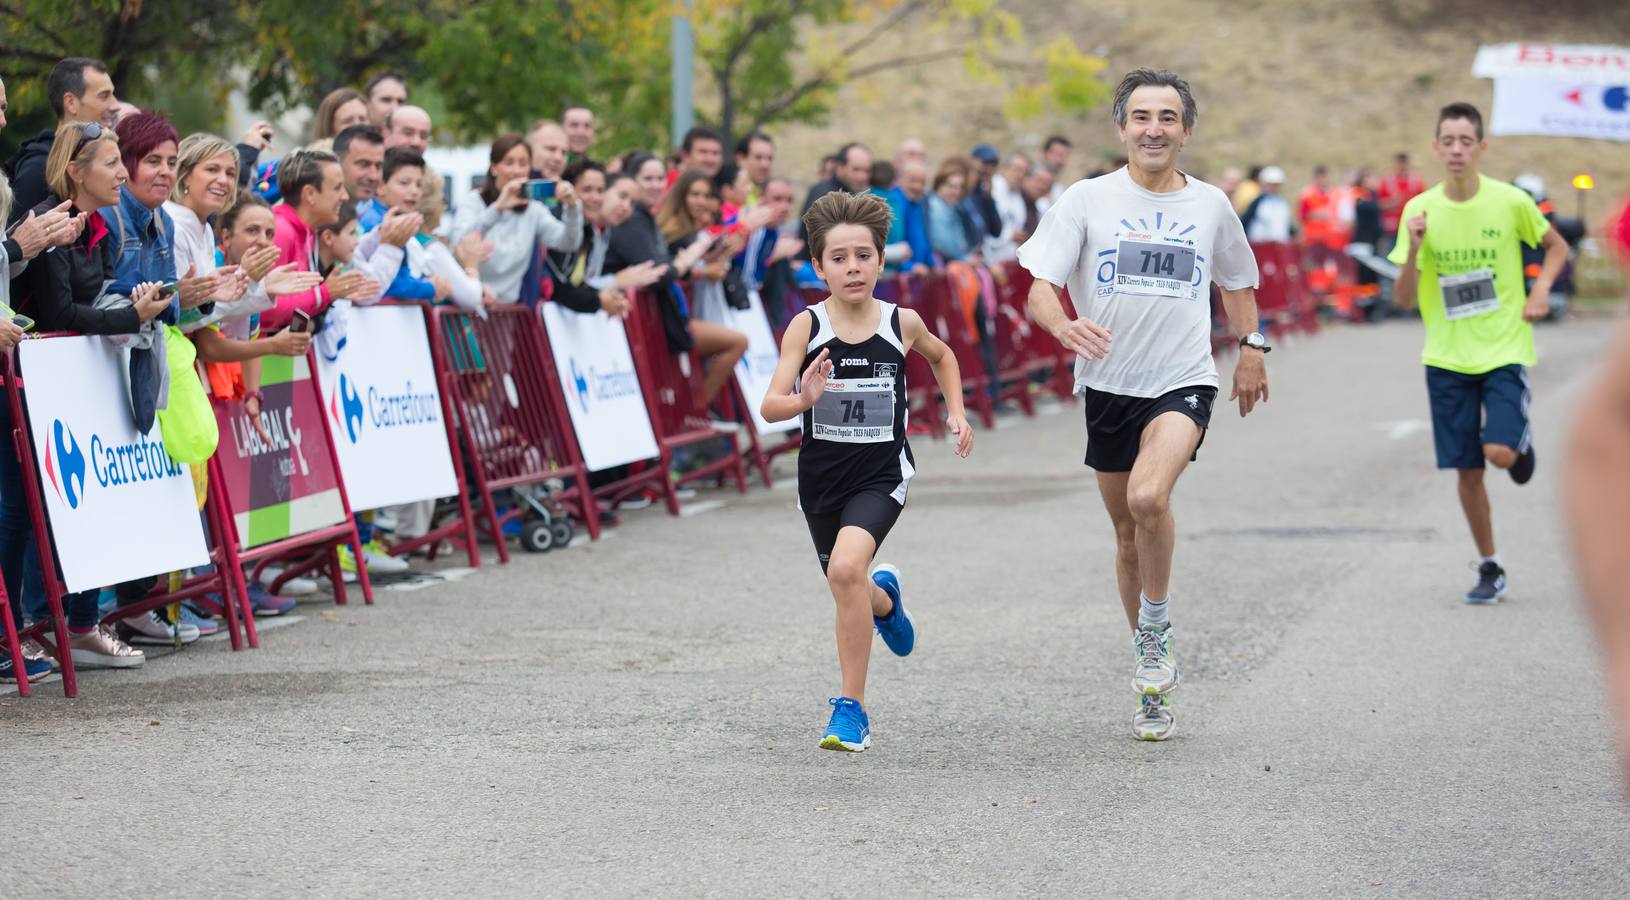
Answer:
[{"xmin": 4, "ymin": 314, "xmax": 1628, "ymax": 898}]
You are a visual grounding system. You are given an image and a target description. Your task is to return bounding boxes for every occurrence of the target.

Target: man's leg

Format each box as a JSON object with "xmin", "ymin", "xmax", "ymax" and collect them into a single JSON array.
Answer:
[
  {"xmin": 824, "ymin": 525, "xmax": 891, "ymax": 707},
  {"xmin": 1094, "ymin": 471, "xmax": 1140, "ymax": 631},
  {"xmin": 1126, "ymin": 412, "xmax": 1203, "ymax": 606},
  {"xmin": 1457, "ymin": 468, "xmax": 1497, "ymax": 558}
]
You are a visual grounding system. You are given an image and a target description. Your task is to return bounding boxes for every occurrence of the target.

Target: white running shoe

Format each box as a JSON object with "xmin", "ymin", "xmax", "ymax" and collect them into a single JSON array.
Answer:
[
  {"xmin": 362, "ymin": 540, "xmax": 410, "ymax": 574},
  {"xmin": 1133, "ymin": 692, "xmax": 1175, "ymax": 741},
  {"xmin": 1132, "ymin": 624, "xmax": 1179, "ymax": 695},
  {"xmin": 118, "ymin": 611, "xmax": 201, "ymax": 646},
  {"xmin": 258, "ymin": 566, "xmax": 319, "ymax": 596}
]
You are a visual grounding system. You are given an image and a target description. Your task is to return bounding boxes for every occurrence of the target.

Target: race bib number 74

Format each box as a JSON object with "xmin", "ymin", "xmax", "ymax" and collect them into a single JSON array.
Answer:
[
  {"xmin": 1116, "ymin": 233, "xmax": 1196, "ymax": 298},
  {"xmin": 811, "ymin": 378, "xmax": 895, "ymax": 443}
]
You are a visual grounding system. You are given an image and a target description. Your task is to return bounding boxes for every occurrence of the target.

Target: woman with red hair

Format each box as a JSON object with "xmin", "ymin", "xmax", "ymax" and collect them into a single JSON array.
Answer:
[{"xmin": 102, "ymin": 111, "xmax": 243, "ymax": 313}]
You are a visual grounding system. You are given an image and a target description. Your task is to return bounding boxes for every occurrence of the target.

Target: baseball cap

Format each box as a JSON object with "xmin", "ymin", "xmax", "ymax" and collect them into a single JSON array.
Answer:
[
  {"xmin": 970, "ymin": 144, "xmax": 1000, "ymax": 164},
  {"xmin": 1260, "ymin": 165, "xmax": 1286, "ymax": 184}
]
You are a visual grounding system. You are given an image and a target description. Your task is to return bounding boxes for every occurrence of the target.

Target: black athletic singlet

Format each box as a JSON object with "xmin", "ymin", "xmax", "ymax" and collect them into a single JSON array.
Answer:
[{"xmin": 797, "ymin": 300, "xmax": 914, "ymax": 514}]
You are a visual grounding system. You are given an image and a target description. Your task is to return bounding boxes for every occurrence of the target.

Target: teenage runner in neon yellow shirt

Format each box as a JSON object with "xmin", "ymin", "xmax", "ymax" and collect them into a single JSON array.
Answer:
[{"xmin": 1388, "ymin": 101, "xmax": 1567, "ymax": 605}]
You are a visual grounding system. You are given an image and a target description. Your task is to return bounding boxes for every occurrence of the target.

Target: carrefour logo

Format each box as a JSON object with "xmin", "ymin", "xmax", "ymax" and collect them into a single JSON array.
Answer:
[
  {"xmin": 1563, "ymin": 85, "xmax": 1629, "ymax": 113},
  {"xmin": 328, "ymin": 372, "xmax": 440, "ymax": 444},
  {"xmin": 43, "ymin": 419, "xmax": 184, "ymax": 511},
  {"xmin": 338, "ymin": 373, "xmax": 364, "ymax": 443},
  {"xmin": 567, "ymin": 356, "xmax": 639, "ymax": 415}
]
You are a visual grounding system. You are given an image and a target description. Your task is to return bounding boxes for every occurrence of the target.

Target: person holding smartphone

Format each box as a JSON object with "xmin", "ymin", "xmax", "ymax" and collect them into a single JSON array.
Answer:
[
  {"xmin": 448, "ymin": 133, "xmax": 582, "ymax": 304},
  {"xmin": 654, "ymin": 169, "xmax": 748, "ymax": 409}
]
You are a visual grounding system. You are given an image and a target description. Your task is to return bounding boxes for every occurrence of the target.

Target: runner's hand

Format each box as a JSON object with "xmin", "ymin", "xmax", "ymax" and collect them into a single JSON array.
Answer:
[
  {"xmin": 946, "ymin": 413, "xmax": 973, "ymax": 458},
  {"xmin": 1054, "ymin": 316, "xmax": 1112, "ymax": 360},
  {"xmin": 1230, "ymin": 349, "xmax": 1269, "ymax": 417},
  {"xmin": 799, "ymin": 348, "xmax": 833, "ymax": 410},
  {"xmin": 1522, "ymin": 289, "xmax": 1550, "ymax": 323},
  {"xmin": 1406, "ymin": 211, "xmax": 1426, "ymax": 248}
]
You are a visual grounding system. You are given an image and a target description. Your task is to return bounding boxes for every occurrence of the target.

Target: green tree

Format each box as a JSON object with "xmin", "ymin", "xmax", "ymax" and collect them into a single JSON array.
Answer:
[
  {"xmin": 2, "ymin": 0, "xmax": 1105, "ymax": 159},
  {"xmin": 691, "ymin": 0, "xmax": 1109, "ymax": 141}
]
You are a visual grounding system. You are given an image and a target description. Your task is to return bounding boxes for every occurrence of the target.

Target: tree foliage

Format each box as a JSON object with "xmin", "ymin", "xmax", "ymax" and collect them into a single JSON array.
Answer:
[{"xmin": 1, "ymin": 0, "xmax": 1106, "ymax": 157}]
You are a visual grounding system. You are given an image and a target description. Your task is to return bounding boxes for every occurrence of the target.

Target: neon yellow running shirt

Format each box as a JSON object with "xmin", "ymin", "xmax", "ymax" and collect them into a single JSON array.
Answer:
[{"xmin": 1387, "ymin": 174, "xmax": 1550, "ymax": 374}]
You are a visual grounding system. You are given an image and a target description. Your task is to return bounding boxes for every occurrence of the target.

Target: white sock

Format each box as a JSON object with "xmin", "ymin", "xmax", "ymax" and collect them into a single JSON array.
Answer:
[
  {"xmin": 1138, "ymin": 593, "xmax": 1169, "ymax": 629},
  {"xmin": 1481, "ymin": 554, "xmax": 1502, "ymax": 568}
]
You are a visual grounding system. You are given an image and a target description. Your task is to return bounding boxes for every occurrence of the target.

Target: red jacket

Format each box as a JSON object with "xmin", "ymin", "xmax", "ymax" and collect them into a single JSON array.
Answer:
[{"xmin": 263, "ymin": 202, "xmax": 330, "ymax": 330}]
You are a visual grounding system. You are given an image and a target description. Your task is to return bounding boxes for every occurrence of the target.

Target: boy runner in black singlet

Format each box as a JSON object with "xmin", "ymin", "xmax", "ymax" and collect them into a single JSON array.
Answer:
[{"xmin": 762, "ymin": 191, "xmax": 973, "ymax": 752}]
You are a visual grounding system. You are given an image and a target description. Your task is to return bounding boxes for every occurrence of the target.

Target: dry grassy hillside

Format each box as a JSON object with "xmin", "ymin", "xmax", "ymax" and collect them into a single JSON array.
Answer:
[{"xmin": 768, "ymin": 0, "xmax": 1630, "ymax": 228}]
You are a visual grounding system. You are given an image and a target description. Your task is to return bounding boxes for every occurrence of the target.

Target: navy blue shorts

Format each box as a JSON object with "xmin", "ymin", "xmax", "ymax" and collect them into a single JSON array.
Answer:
[{"xmin": 1425, "ymin": 365, "xmax": 1531, "ymax": 470}]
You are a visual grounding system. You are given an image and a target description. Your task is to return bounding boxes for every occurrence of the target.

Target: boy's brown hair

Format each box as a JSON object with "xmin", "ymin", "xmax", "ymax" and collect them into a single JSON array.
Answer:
[{"xmin": 802, "ymin": 190, "xmax": 892, "ymax": 263}]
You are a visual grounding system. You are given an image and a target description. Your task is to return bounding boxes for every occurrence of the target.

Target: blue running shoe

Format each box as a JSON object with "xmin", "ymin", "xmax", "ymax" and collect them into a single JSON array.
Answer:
[
  {"xmin": 248, "ymin": 582, "xmax": 298, "ymax": 617},
  {"xmin": 819, "ymin": 697, "xmax": 871, "ymax": 752},
  {"xmin": 0, "ymin": 651, "xmax": 52, "ymax": 684},
  {"xmin": 1466, "ymin": 561, "xmax": 1506, "ymax": 605},
  {"xmin": 178, "ymin": 603, "xmax": 222, "ymax": 637},
  {"xmin": 870, "ymin": 564, "xmax": 915, "ymax": 657}
]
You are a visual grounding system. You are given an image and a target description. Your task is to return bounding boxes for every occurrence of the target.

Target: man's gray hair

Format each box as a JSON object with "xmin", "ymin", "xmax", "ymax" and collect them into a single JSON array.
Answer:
[{"xmin": 1111, "ymin": 67, "xmax": 1197, "ymax": 130}]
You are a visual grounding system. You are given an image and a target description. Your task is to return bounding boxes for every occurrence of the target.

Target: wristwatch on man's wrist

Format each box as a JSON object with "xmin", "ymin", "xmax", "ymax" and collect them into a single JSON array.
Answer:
[{"xmin": 1239, "ymin": 332, "xmax": 1271, "ymax": 353}]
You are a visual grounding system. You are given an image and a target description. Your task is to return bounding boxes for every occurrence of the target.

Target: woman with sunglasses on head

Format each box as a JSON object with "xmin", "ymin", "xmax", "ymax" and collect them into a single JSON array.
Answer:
[{"xmin": 7, "ymin": 121, "xmax": 172, "ymax": 673}]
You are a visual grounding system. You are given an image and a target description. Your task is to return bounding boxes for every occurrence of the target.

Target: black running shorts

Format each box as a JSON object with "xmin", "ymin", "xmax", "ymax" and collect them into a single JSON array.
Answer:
[
  {"xmin": 803, "ymin": 491, "xmax": 903, "ymax": 574},
  {"xmin": 1082, "ymin": 384, "xmax": 1216, "ymax": 473}
]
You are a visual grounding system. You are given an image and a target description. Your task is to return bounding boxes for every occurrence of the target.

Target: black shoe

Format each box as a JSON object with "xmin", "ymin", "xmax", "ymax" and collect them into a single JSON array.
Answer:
[
  {"xmin": 1509, "ymin": 444, "xmax": 1536, "ymax": 485},
  {"xmin": 1466, "ymin": 561, "xmax": 1506, "ymax": 605}
]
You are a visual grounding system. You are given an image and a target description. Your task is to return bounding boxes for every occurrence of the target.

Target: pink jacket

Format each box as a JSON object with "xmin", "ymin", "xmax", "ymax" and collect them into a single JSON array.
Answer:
[{"xmin": 263, "ymin": 202, "xmax": 331, "ymax": 330}]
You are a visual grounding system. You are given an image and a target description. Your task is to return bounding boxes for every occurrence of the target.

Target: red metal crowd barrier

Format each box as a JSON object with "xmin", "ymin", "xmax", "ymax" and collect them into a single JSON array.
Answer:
[
  {"xmin": 1250, "ymin": 241, "xmax": 1318, "ymax": 338},
  {"xmin": 622, "ymin": 288, "xmax": 749, "ymax": 497},
  {"xmin": 430, "ymin": 304, "xmax": 602, "ymax": 562},
  {"xmin": 4, "ymin": 343, "xmax": 240, "ymax": 696}
]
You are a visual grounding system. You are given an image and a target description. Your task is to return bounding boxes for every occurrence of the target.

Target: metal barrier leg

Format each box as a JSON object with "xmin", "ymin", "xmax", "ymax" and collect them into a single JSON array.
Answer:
[
  {"xmin": 327, "ymin": 545, "xmax": 348, "ymax": 606},
  {"xmin": 1, "ymin": 583, "xmax": 29, "ymax": 697}
]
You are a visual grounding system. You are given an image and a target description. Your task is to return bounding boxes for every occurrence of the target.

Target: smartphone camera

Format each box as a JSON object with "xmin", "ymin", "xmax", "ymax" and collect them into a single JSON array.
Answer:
[{"xmin": 525, "ymin": 180, "xmax": 558, "ymax": 203}]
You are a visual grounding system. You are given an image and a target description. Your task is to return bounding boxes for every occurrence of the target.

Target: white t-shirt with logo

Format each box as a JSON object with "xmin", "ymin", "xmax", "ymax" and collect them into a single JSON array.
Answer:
[{"xmin": 1017, "ymin": 167, "xmax": 1259, "ymax": 399}]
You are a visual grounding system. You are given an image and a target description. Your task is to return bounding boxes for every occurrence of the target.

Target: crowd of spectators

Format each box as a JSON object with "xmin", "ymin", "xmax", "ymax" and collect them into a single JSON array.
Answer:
[{"xmin": 3, "ymin": 52, "xmax": 1570, "ymax": 684}]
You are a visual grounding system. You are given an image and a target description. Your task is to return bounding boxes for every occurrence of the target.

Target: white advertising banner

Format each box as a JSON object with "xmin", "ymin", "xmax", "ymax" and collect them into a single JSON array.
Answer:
[
  {"xmin": 1474, "ymin": 43, "xmax": 1630, "ymax": 84},
  {"xmin": 312, "ymin": 304, "xmax": 459, "ymax": 509},
  {"xmin": 724, "ymin": 290, "xmax": 798, "ymax": 435},
  {"xmin": 1491, "ymin": 77, "xmax": 1630, "ymax": 141},
  {"xmin": 20, "ymin": 337, "xmax": 209, "ymax": 593},
  {"xmin": 539, "ymin": 302, "xmax": 661, "ymax": 471}
]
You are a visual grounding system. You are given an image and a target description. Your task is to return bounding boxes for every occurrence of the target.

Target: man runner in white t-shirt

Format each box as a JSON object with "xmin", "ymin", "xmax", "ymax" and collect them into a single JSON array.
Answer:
[{"xmin": 1019, "ymin": 68, "xmax": 1270, "ymax": 741}]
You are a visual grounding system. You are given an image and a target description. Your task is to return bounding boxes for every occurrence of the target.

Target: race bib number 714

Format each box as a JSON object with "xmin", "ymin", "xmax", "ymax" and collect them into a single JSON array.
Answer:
[{"xmin": 1115, "ymin": 233, "xmax": 1196, "ymax": 298}]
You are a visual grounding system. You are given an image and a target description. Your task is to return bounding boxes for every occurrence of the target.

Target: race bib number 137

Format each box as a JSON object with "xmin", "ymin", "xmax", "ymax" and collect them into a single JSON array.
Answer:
[{"xmin": 1439, "ymin": 268, "xmax": 1499, "ymax": 321}]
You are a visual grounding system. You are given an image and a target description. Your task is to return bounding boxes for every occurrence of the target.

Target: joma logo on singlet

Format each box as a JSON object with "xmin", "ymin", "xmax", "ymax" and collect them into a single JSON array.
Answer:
[{"xmin": 840, "ymin": 358, "xmax": 869, "ymax": 366}]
